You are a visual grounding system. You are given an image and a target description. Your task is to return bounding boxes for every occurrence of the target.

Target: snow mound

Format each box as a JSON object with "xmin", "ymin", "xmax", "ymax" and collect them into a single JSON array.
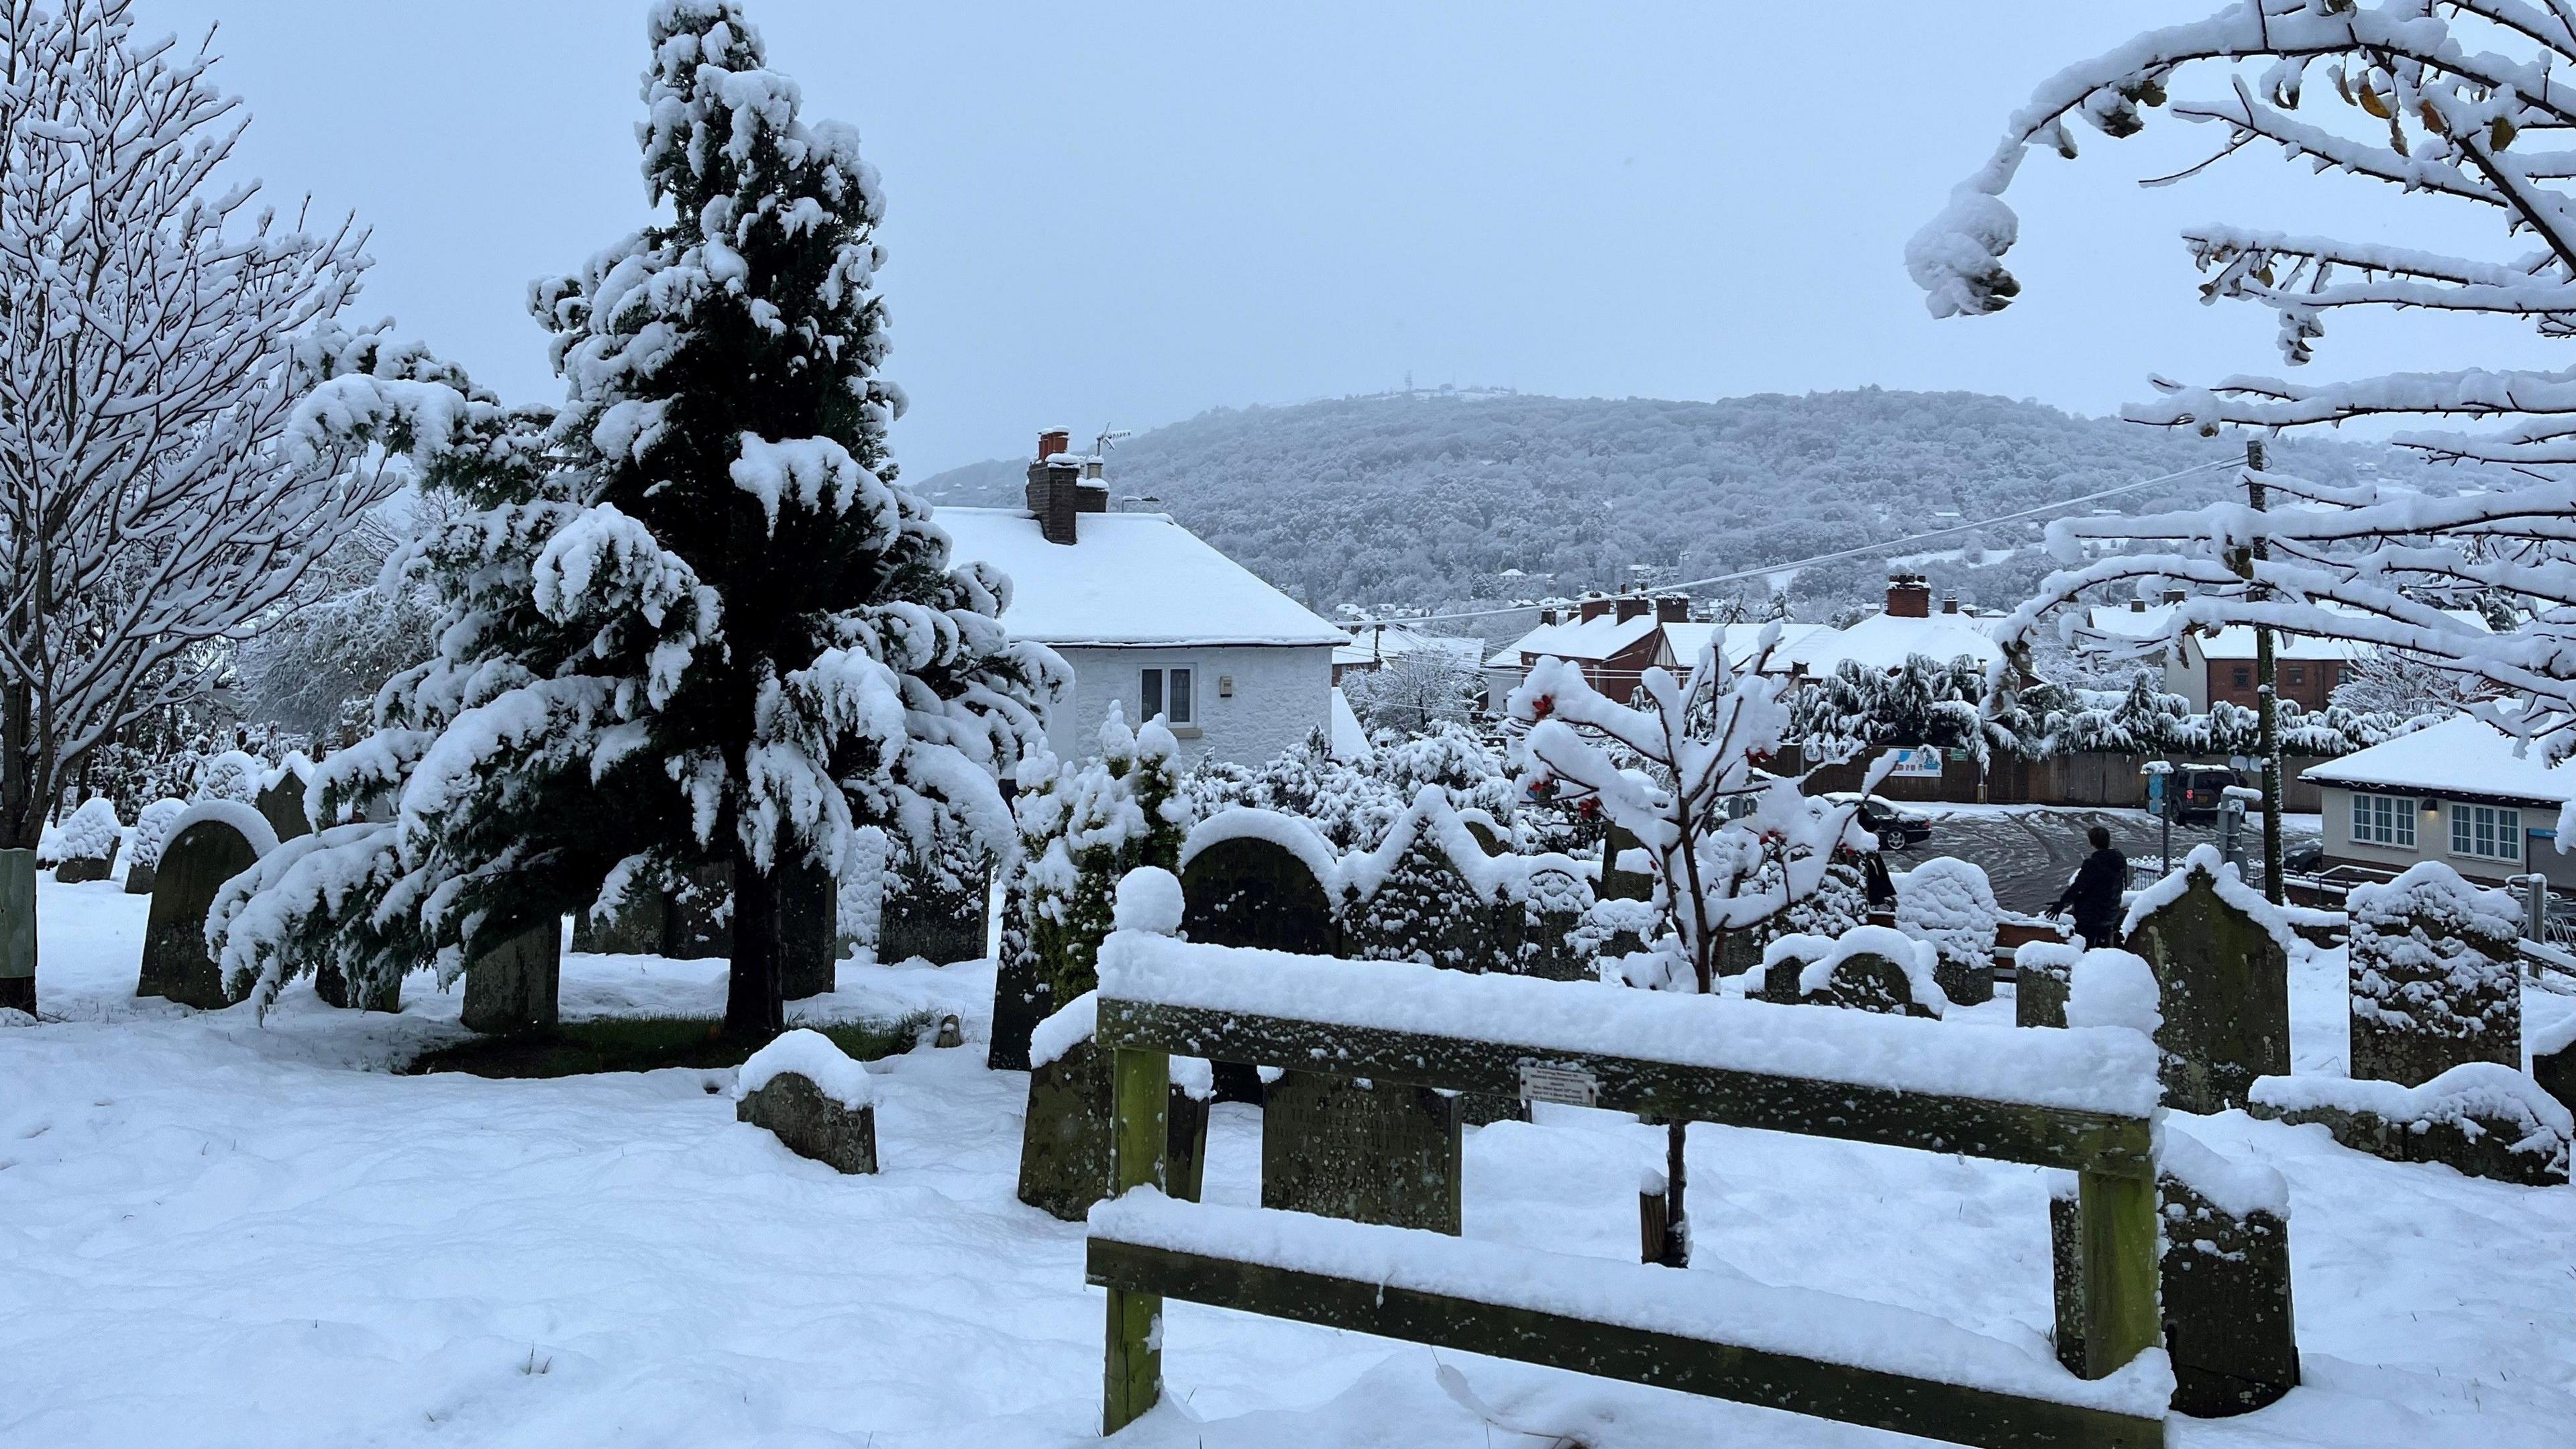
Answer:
[
  {"xmin": 53, "ymin": 797, "xmax": 121, "ymax": 862},
  {"xmin": 1028, "ymin": 991, "xmax": 1099, "ymax": 1072},
  {"xmin": 1893, "ymin": 857, "xmax": 2000, "ymax": 969},
  {"xmin": 737, "ymin": 1028, "xmax": 875, "ymax": 1110},
  {"xmin": 2155, "ymin": 1120, "xmax": 2289, "ymax": 1218},
  {"xmin": 1169, "ymin": 1054, "xmax": 1214, "ymax": 1102},
  {"xmin": 1113, "ymin": 867, "xmax": 1183, "ymax": 936},
  {"xmin": 2252, "ymin": 1063, "xmax": 2573, "ymax": 1148},
  {"xmin": 128, "ymin": 798, "xmax": 189, "ymax": 871},
  {"xmin": 2067, "ymin": 949, "xmax": 2161, "ymax": 1038},
  {"xmin": 2347, "ymin": 860, "xmax": 2522, "ymax": 947},
  {"xmin": 1179, "ymin": 808, "xmax": 1340, "ymax": 890},
  {"xmin": 1762, "ymin": 925, "xmax": 1947, "ymax": 1012}
]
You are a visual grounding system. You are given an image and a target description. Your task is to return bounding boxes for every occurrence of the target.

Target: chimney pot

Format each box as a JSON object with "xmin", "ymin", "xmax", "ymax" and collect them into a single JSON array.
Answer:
[
  {"xmin": 1940, "ymin": 592, "xmax": 1959, "ymax": 614},
  {"xmin": 2130, "ymin": 598, "xmax": 2147, "ymax": 612},
  {"xmin": 1037, "ymin": 428, "xmax": 1071, "ymax": 461},
  {"xmin": 1577, "ymin": 594, "xmax": 1611, "ymax": 623}
]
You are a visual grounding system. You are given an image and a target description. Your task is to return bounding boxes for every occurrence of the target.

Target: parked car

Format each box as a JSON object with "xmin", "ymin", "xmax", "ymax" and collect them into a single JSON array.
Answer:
[
  {"xmin": 2167, "ymin": 766, "xmax": 2240, "ymax": 822},
  {"xmin": 2282, "ymin": 841, "xmax": 2324, "ymax": 874},
  {"xmin": 1821, "ymin": 792, "xmax": 1933, "ymax": 848}
]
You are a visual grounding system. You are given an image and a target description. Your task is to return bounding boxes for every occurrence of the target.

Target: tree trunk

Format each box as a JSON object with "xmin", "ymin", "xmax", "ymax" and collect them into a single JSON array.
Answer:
[
  {"xmin": 1657, "ymin": 1117, "xmax": 1690, "ymax": 1267},
  {"xmin": 724, "ymin": 840, "xmax": 786, "ymax": 1043}
]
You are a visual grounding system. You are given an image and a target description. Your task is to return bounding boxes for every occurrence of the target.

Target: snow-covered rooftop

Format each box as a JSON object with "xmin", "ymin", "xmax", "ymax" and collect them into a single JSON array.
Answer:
[
  {"xmin": 2086, "ymin": 603, "xmax": 2489, "ymax": 661},
  {"xmin": 2303, "ymin": 713, "xmax": 2575, "ymax": 805},
  {"xmin": 935, "ymin": 507, "xmax": 1344, "ymax": 649},
  {"xmin": 1334, "ymin": 625, "xmax": 1485, "ymax": 670},
  {"xmin": 1483, "ymin": 613, "xmax": 1660, "ymax": 668},
  {"xmin": 1786, "ymin": 610, "xmax": 2003, "ymax": 674},
  {"xmin": 1660, "ymin": 621, "xmax": 1833, "ymax": 671}
]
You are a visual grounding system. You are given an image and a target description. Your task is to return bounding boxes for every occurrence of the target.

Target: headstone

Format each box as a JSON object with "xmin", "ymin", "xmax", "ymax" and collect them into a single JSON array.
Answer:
[
  {"xmin": 461, "ymin": 917, "xmax": 561, "ymax": 1034},
  {"xmin": 121, "ymin": 862, "xmax": 156, "ymax": 896},
  {"xmin": 314, "ymin": 957, "xmax": 401, "ymax": 1012},
  {"xmin": 2536, "ymin": 1016, "xmax": 2576, "ymax": 1120},
  {"xmin": 2247, "ymin": 1065, "xmax": 2569, "ymax": 1187},
  {"xmin": 663, "ymin": 861, "xmax": 733, "ymax": 959},
  {"xmin": 1503, "ymin": 865, "xmax": 1593, "ymax": 981},
  {"xmin": 2347, "ymin": 865, "xmax": 2522, "ymax": 1088},
  {"xmin": 2015, "ymin": 941, "xmax": 2078, "ymax": 1030},
  {"xmin": 1179, "ymin": 832, "xmax": 1337, "ymax": 1101},
  {"xmin": 1599, "ymin": 819, "xmax": 1652, "ymax": 901},
  {"xmin": 1342, "ymin": 829, "xmax": 1494, "ymax": 973},
  {"xmin": 780, "ymin": 857, "xmax": 839, "ymax": 1000},
  {"xmin": 1260, "ymin": 1071, "xmax": 1462, "ymax": 1234},
  {"xmin": 254, "ymin": 772, "xmax": 311, "ymax": 843},
  {"xmin": 878, "ymin": 837, "xmax": 988, "ymax": 966},
  {"xmin": 987, "ymin": 876, "xmax": 1048, "ymax": 1071},
  {"xmin": 572, "ymin": 883, "xmax": 667, "ymax": 955},
  {"xmin": 738, "ymin": 1073, "xmax": 877, "ymax": 1174},
  {"xmin": 0, "ymin": 848, "xmax": 33, "ymax": 1015},
  {"xmin": 138, "ymin": 818, "xmax": 265, "ymax": 1008},
  {"xmin": 2123, "ymin": 859, "xmax": 2291, "ymax": 1114},
  {"xmin": 1166, "ymin": 1059, "xmax": 1213, "ymax": 1205},
  {"xmin": 1893, "ymin": 857, "xmax": 1999, "ymax": 1006},
  {"xmin": 54, "ymin": 836, "xmax": 118, "ymax": 884},
  {"xmin": 1763, "ymin": 935, "xmax": 1942, "ymax": 1018},
  {"xmin": 2048, "ymin": 1164, "xmax": 2299, "ymax": 1415},
  {"xmin": 1019, "ymin": 1030, "xmax": 1114, "ymax": 1222}
]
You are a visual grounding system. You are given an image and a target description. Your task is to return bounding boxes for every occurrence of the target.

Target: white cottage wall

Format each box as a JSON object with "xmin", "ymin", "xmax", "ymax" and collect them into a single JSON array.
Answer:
[{"xmin": 1049, "ymin": 643, "xmax": 1332, "ymax": 767}]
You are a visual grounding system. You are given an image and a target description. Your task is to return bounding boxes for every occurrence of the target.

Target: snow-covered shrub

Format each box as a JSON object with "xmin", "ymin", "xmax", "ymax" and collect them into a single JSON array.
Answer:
[
  {"xmin": 52, "ymin": 798, "xmax": 121, "ymax": 864},
  {"xmin": 1894, "ymin": 856, "xmax": 2000, "ymax": 1001},
  {"xmin": 1012, "ymin": 707, "xmax": 1191, "ymax": 1009},
  {"xmin": 127, "ymin": 798, "xmax": 190, "ymax": 873},
  {"xmin": 2347, "ymin": 862, "xmax": 2524, "ymax": 1088},
  {"xmin": 193, "ymin": 750, "xmax": 264, "ymax": 805}
]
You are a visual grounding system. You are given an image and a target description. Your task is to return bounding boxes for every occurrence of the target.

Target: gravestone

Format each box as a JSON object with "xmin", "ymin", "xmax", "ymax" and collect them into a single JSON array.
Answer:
[
  {"xmin": 461, "ymin": 917, "xmax": 561, "ymax": 1034},
  {"xmin": 2248, "ymin": 1065, "xmax": 2569, "ymax": 1187},
  {"xmin": 254, "ymin": 772, "xmax": 311, "ymax": 843},
  {"xmin": 53, "ymin": 836, "xmax": 118, "ymax": 885},
  {"xmin": 1179, "ymin": 832, "xmax": 1338, "ymax": 1101},
  {"xmin": 572, "ymin": 883, "xmax": 667, "ymax": 955},
  {"xmin": 663, "ymin": 861, "xmax": 733, "ymax": 959},
  {"xmin": 1260, "ymin": 1071, "xmax": 1462, "ymax": 1234},
  {"xmin": 2536, "ymin": 1016, "xmax": 2576, "ymax": 1119},
  {"xmin": 123, "ymin": 798, "xmax": 188, "ymax": 897},
  {"xmin": 1894, "ymin": 857, "xmax": 1998, "ymax": 1006},
  {"xmin": 2015, "ymin": 942, "xmax": 2078, "ymax": 1029},
  {"xmin": 987, "ymin": 877, "xmax": 1048, "ymax": 1071},
  {"xmin": 2123, "ymin": 859, "xmax": 2291, "ymax": 1114},
  {"xmin": 2347, "ymin": 865, "xmax": 2521, "ymax": 1088},
  {"xmin": 739, "ymin": 1071, "xmax": 877, "ymax": 1174},
  {"xmin": 138, "ymin": 816, "xmax": 268, "ymax": 1008},
  {"xmin": 877, "ymin": 839, "xmax": 988, "ymax": 966},
  {"xmin": 1503, "ymin": 865, "xmax": 1593, "ymax": 982},
  {"xmin": 314, "ymin": 957, "xmax": 401, "ymax": 1012},
  {"xmin": 0, "ymin": 849, "xmax": 33, "ymax": 1015},
  {"xmin": 1019, "ymin": 1030, "xmax": 1114, "ymax": 1222},
  {"xmin": 1598, "ymin": 820, "xmax": 1652, "ymax": 901},
  {"xmin": 2049, "ymin": 1165, "xmax": 2298, "ymax": 1416},
  {"xmin": 780, "ymin": 858, "xmax": 839, "ymax": 1000},
  {"xmin": 1763, "ymin": 936, "xmax": 1941, "ymax": 1018},
  {"xmin": 1166, "ymin": 1060, "xmax": 1213, "ymax": 1205},
  {"xmin": 1342, "ymin": 828, "xmax": 1495, "ymax": 973}
]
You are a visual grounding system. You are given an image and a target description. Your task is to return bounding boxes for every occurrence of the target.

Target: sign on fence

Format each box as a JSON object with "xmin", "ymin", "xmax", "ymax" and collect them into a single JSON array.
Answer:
[{"xmin": 1888, "ymin": 746, "xmax": 1943, "ymax": 777}]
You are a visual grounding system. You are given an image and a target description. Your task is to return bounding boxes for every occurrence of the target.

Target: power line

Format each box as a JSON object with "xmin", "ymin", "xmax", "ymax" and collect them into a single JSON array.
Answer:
[{"xmin": 1340, "ymin": 458, "xmax": 2241, "ymax": 630}]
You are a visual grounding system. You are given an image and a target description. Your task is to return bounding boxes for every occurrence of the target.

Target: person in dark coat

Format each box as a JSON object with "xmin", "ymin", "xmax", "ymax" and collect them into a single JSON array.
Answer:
[{"xmin": 2052, "ymin": 825, "xmax": 2129, "ymax": 949}]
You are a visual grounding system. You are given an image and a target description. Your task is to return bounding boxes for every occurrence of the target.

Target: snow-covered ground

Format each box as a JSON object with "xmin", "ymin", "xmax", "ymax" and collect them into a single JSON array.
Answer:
[{"xmin": 4, "ymin": 877, "xmax": 2572, "ymax": 1448}]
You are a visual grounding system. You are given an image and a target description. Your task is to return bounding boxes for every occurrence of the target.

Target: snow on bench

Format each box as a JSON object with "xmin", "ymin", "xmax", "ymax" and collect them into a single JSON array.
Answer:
[
  {"xmin": 1096, "ymin": 929, "xmax": 2160, "ymax": 1119},
  {"xmin": 1089, "ymin": 1189, "xmax": 2175, "ymax": 1423}
]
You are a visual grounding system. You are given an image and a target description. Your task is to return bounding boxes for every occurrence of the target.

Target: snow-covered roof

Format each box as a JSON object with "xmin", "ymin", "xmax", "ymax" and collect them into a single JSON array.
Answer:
[
  {"xmin": 2303, "ymin": 713, "xmax": 2575, "ymax": 806},
  {"xmin": 2086, "ymin": 603, "xmax": 2488, "ymax": 661},
  {"xmin": 1334, "ymin": 625, "xmax": 1485, "ymax": 670},
  {"xmin": 1660, "ymin": 621, "xmax": 1833, "ymax": 672},
  {"xmin": 1328, "ymin": 686, "xmax": 1371, "ymax": 763},
  {"xmin": 1786, "ymin": 611, "xmax": 2003, "ymax": 674},
  {"xmin": 935, "ymin": 507, "xmax": 1344, "ymax": 649},
  {"xmin": 1483, "ymin": 613, "xmax": 1660, "ymax": 669}
]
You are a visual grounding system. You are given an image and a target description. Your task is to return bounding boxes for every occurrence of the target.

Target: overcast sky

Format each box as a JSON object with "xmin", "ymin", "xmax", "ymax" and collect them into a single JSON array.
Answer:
[{"xmin": 139, "ymin": 0, "xmax": 2559, "ymax": 476}]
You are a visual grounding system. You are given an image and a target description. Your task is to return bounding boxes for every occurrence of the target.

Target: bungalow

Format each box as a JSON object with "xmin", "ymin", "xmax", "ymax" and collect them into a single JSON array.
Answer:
[
  {"xmin": 937, "ymin": 432, "xmax": 1346, "ymax": 767},
  {"xmin": 2302, "ymin": 713, "xmax": 2574, "ymax": 889}
]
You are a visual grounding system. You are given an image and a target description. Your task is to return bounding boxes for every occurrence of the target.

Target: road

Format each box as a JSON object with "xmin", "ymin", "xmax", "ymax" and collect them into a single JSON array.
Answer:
[{"xmin": 1878, "ymin": 806, "xmax": 2324, "ymax": 916}]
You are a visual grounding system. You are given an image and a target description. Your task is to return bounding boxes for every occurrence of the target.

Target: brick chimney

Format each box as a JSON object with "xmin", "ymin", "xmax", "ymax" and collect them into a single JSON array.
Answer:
[
  {"xmin": 1614, "ymin": 593, "xmax": 1650, "ymax": 623},
  {"xmin": 1940, "ymin": 592, "xmax": 1960, "ymax": 615},
  {"xmin": 1025, "ymin": 429, "xmax": 1082, "ymax": 545},
  {"xmin": 2130, "ymin": 597, "xmax": 2147, "ymax": 612},
  {"xmin": 2162, "ymin": 587, "xmax": 2186, "ymax": 606},
  {"xmin": 1886, "ymin": 572, "xmax": 1931, "ymax": 619},
  {"xmin": 1576, "ymin": 592, "xmax": 1612, "ymax": 623},
  {"xmin": 1654, "ymin": 594, "xmax": 1689, "ymax": 623}
]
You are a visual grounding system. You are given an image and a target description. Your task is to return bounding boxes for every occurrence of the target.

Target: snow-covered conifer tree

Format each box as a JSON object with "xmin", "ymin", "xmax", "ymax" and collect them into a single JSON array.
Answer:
[
  {"xmin": 212, "ymin": 1, "xmax": 1061, "ymax": 1038},
  {"xmin": 1912, "ymin": 3, "xmax": 2576, "ymax": 790},
  {"xmin": 1013, "ymin": 707, "xmax": 1189, "ymax": 1010}
]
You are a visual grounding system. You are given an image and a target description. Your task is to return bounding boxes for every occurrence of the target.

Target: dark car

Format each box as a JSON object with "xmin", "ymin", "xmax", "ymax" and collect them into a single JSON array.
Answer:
[
  {"xmin": 2167, "ymin": 766, "xmax": 2240, "ymax": 822},
  {"xmin": 1825, "ymin": 793, "xmax": 1933, "ymax": 848},
  {"xmin": 2282, "ymin": 841, "xmax": 2324, "ymax": 874}
]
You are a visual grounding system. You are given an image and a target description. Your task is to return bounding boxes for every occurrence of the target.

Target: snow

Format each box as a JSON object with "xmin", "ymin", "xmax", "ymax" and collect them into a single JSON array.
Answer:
[
  {"xmin": 54, "ymin": 796, "xmax": 121, "ymax": 863},
  {"xmin": 1102, "ymin": 930, "xmax": 2157, "ymax": 1116},
  {"xmin": 2252, "ymin": 1063, "xmax": 2575, "ymax": 1150},
  {"xmin": 2119, "ymin": 844, "xmax": 2302, "ymax": 953},
  {"xmin": 1483, "ymin": 612, "xmax": 1660, "ymax": 669},
  {"xmin": 1028, "ymin": 991, "xmax": 1099, "ymax": 1072},
  {"xmin": 4, "ymin": 881, "xmax": 2573, "ymax": 1447},
  {"xmin": 1178, "ymin": 807, "xmax": 1342, "ymax": 894},
  {"xmin": 1089, "ymin": 1189, "xmax": 2176, "ymax": 1418},
  {"xmin": 1339, "ymin": 786, "xmax": 1590, "ymax": 905},
  {"xmin": 2535, "ymin": 1004, "xmax": 2576, "ymax": 1059},
  {"xmin": 2154, "ymin": 1120, "xmax": 2290, "ymax": 1220},
  {"xmin": 126, "ymin": 798, "xmax": 189, "ymax": 872},
  {"xmin": 737, "ymin": 1027, "xmax": 876, "ymax": 1109},
  {"xmin": 1326, "ymin": 686, "xmax": 1370, "ymax": 763},
  {"xmin": 1784, "ymin": 610, "xmax": 2002, "ymax": 674},
  {"xmin": 1657, "ymin": 621, "xmax": 1833, "ymax": 672},
  {"xmin": 1113, "ymin": 866, "xmax": 1184, "ymax": 936},
  {"xmin": 1758, "ymin": 926, "xmax": 1947, "ymax": 1014},
  {"xmin": 2065, "ymin": 949, "xmax": 2161, "ymax": 1038},
  {"xmin": 932, "ymin": 508, "xmax": 1346, "ymax": 648},
  {"xmin": 161, "ymin": 798, "xmax": 281, "ymax": 860},
  {"xmin": 1332, "ymin": 625, "xmax": 1483, "ymax": 672},
  {"xmin": 1892, "ymin": 857, "xmax": 1999, "ymax": 971},
  {"xmin": 2304, "ymin": 712, "xmax": 2576, "ymax": 807}
]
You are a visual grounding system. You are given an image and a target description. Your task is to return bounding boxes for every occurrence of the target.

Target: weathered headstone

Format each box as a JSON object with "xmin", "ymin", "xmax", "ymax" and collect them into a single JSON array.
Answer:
[
  {"xmin": 1019, "ymin": 994, "xmax": 1113, "ymax": 1221},
  {"xmin": 1502, "ymin": 865, "xmax": 1593, "ymax": 982},
  {"xmin": 2123, "ymin": 851, "xmax": 2291, "ymax": 1114},
  {"xmin": 2536, "ymin": 1014, "xmax": 2576, "ymax": 1120},
  {"xmin": 1179, "ymin": 829, "xmax": 1338, "ymax": 1101},
  {"xmin": 461, "ymin": 917, "xmax": 561, "ymax": 1034},
  {"xmin": 2347, "ymin": 863, "xmax": 2522, "ymax": 1088},
  {"xmin": 1599, "ymin": 819, "xmax": 1652, "ymax": 901},
  {"xmin": 780, "ymin": 857, "xmax": 839, "ymax": 1000},
  {"xmin": 0, "ymin": 848, "xmax": 34, "ymax": 1015},
  {"xmin": 572, "ymin": 882, "xmax": 667, "ymax": 955},
  {"xmin": 2049, "ymin": 1148, "xmax": 2299, "ymax": 1416},
  {"xmin": 2015, "ymin": 941, "xmax": 2078, "ymax": 1029},
  {"xmin": 1165, "ymin": 1057, "xmax": 1214, "ymax": 1205},
  {"xmin": 2248, "ymin": 1065, "xmax": 2570, "ymax": 1187},
  {"xmin": 1761, "ymin": 929, "xmax": 1944, "ymax": 1018},
  {"xmin": 121, "ymin": 861, "xmax": 156, "ymax": 896},
  {"xmin": 138, "ymin": 812, "xmax": 271, "ymax": 1008},
  {"xmin": 53, "ymin": 835, "xmax": 117, "ymax": 885},
  {"xmin": 1260, "ymin": 1070, "xmax": 1462, "ymax": 1234},
  {"xmin": 987, "ymin": 875, "xmax": 1048, "ymax": 1071},
  {"xmin": 737, "ymin": 1030, "xmax": 878, "ymax": 1175},
  {"xmin": 663, "ymin": 861, "xmax": 733, "ymax": 959},
  {"xmin": 877, "ymin": 838, "xmax": 988, "ymax": 966},
  {"xmin": 314, "ymin": 957, "xmax": 401, "ymax": 1012},
  {"xmin": 254, "ymin": 771, "xmax": 311, "ymax": 843},
  {"xmin": 1893, "ymin": 857, "xmax": 1998, "ymax": 1006},
  {"xmin": 121, "ymin": 798, "xmax": 188, "ymax": 898},
  {"xmin": 1342, "ymin": 827, "xmax": 1495, "ymax": 973}
]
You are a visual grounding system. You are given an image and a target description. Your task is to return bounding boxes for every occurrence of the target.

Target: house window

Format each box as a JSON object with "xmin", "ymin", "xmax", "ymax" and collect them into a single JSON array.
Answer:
[
  {"xmin": 2349, "ymin": 792, "xmax": 2414, "ymax": 849},
  {"xmin": 2232, "ymin": 666, "xmax": 2251, "ymax": 688},
  {"xmin": 2451, "ymin": 804, "xmax": 2521, "ymax": 862},
  {"xmin": 2286, "ymin": 666, "xmax": 2306, "ymax": 687},
  {"xmin": 1141, "ymin": 666, "xmax": 1195, "ymax": 727}
]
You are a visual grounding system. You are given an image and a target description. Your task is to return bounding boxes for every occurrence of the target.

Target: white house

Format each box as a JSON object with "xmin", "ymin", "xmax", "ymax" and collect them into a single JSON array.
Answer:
[
  {"xmin": 2302, "ymin": 712, "xmax": 2575, "ymax": 889},
  {"xmin": 937, "ymin": 433, "xmax": 1345, "ymax": 768},
  {"xmin": 1782, "ymin": 576, "xmax": 2004, "ymax": 677},
  {"xmin": 1332, "ymin": 623, "xmax": 1485, "ymax": 684}
]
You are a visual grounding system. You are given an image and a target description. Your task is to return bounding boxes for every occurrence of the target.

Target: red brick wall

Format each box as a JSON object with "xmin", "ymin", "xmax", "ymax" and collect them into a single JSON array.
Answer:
[{"xmin": 2207, "ymin": 658, "xmax": 2340, "ymax": 711}]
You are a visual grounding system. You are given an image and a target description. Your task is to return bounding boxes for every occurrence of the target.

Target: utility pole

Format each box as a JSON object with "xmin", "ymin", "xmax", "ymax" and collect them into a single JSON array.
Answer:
[{"xmin": 2243, "ymin": 438, "xmax": 2286, "ymax": 904}]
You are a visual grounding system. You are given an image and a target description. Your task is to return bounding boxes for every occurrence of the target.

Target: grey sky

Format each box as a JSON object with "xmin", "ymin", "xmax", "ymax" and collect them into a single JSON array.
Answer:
[{"xmin": 142, "ymin": 0, "xmax": 2559, "ymax": 476}]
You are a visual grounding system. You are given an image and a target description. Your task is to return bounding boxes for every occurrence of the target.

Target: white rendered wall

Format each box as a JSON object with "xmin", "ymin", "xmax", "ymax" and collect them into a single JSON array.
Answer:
[{"xmin": 1044, "ymin": 643, "xmax": 1332, "ymax": 767}]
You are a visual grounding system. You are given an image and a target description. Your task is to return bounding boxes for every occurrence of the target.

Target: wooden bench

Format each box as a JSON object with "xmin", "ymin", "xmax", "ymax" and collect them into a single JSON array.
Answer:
[{"xmin": 1087, "ymin": 930, "xmax": 2170, "ymax": 1448}]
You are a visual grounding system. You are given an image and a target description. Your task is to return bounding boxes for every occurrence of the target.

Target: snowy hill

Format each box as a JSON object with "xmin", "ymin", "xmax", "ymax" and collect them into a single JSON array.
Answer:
[{"xmin": 916, "ymin": 388, "xmax": 2473, "ymax": 621}]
